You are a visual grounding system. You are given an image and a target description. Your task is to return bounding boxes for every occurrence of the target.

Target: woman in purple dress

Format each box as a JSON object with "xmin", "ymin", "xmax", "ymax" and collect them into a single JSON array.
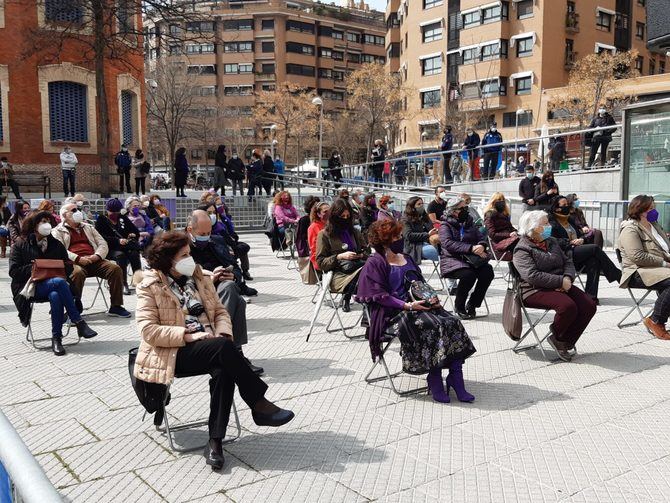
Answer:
[{"xmin": 356, "ymin": 220, "xmax": 476, "ymax": 403}]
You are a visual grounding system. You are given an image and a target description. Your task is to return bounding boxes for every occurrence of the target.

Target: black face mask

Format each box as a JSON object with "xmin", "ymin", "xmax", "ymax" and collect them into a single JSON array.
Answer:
[
  {"xmin": 331, "ymin": 215, "xmax": 350, "ymax": 228},
  {"xmin": 389, "ymin": 239, "xmax": 404, "ymax": 254},
  {"xmin": 556, "ymin": 206, "xmax": 570, "ymax": 215},
  {"xmin": 546, "ymin": 179, "xmax": 554, "ymax": 187},
  {"xmin": 456, "ymin": 208, "xmax": 469, "ymax": 223},
  {"xmin": 494, "ymin": 201, "xmax": 506, "ymax": 212}
]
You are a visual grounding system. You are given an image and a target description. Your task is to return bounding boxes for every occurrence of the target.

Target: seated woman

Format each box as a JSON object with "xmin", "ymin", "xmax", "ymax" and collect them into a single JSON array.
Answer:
[
  {"xmin": 513, "ymin": 210, "xmax": 597, "ymax": 361},
  {"xmin": 533, "ymin": 170, "xmax": 560, "ymax": 211},
  {"xmin": 95, "ymin": 198, "xmax": 143, "ymax": 295},
  {"xmin": 7, "ymin": 200, "xmax": 31, "ymax": 243},
  {"xmin": 439, "ymin": 196, "xmax": 494, "ymax": 320},
  {"xmin": 549, "ymin": 196, "xmax": 621, "ymax": 302},
  {"xmin": 619, "ymin": 195, "xmax": 670, "ymax": 340},
  {"xmin": 316, "ymin": 198, "xmax": 368, "ymax": 312},
  {"xmin": 401, "ymin": 196, "xmax": 439, "ymax": 264},
  {"xmin": 37, "ymin": 199, "xmax": 61, "ymax": 225},
  {"xmin": 376, "ymin": 195, "xmax": 400, "ymax": 222},
  {"xmin": 273, "ymin": 190, "xmax": 299, "ymax": 248},
  {"xmin": 356, "ymin": 219, "xmax": 476, "ymax": 403},
  {"xmin": 201, "ymin": 202, "xmax": 253, "ymax": 281},
  {"xmin": 483, "ymin": 192, "xmax": 519, "ymax": 261},
  {"xmin": 135, "ymin": 232, "xmax": 294, "ymax": 470},
  {"xmin": 359, "ymin": 193, "xmax": 378, "ymax": 233},
  {"xmin": 565, "ymin": 193, "xmax": 604, "ymax": 248},
  {"xmin": 124, "ymin": 196, "xmax": 155, "ymax": 248},
  {"xmin": 295, "ymin": 196, "xmax": 320, "ymax": 260},
  {"xmin": 9, "ymin": 211, "xmax": 97, "ymax": 355},
  {"xmin": 0, "ymin": 196, "xmax": 11, "ymax": 258},
  {"xmin": 308, "ymin": 201, "xmax": 330, "ymax": 271}
]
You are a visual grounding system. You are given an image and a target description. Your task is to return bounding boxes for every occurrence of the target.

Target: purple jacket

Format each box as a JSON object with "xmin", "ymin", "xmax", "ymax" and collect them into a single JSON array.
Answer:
[
  {"xmin": 438, "ymin": 214, "xmax": 487, "ymax": 276},
  {"xmin": 274, "ymin": 204, "xmax": 299, "ymax": 228}
]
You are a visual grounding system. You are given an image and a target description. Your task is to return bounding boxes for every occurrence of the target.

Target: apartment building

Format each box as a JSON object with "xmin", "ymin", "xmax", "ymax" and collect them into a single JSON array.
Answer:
[
  {"xmin": 387, "ymin": 0, "xmax": 670, "ymax": 155},
  {"xmin": 145, "ymin": 0, "xmax": 386, "ymax": 164}
]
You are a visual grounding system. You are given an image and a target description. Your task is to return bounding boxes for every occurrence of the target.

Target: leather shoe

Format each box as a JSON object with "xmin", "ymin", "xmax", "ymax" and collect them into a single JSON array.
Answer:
[
  {"xmin": 643, "ymin": 317, "xmax": 670, "ymax": 340},
  {"xmin": 455, "ymin": 309, "xmax": 474, "ymax": 320},
  {"xmin": 241, "ymin": 285, "xmax": 258, "ymax": 297},
  {"xmin": 244, "ymin": 357, "xmax": 264, "ymax": 376},
  {"xmin": 52, "ymin": 337, "xmax": 66, "ymax": 356},
  {"xmin": 123, "ymin": 285, "xmax": 132, "ymax": 296},
  {"xmin": 75, "ymin": 320, "xmax": 98, "ymax": 339},
  {"xmin": 203, "ymin": 443, "xmax": 225, "ymax": 471},
  {"xmin": 242, "ymin": 271, "xmax": 254, "ymax": 281},
  {"xmin": 252, "ymin": 407, "xmax": 295, "ymax": 427},
  {"xmin": 547, "ymin": 335, "xmax": 572, "ymax": 362}
]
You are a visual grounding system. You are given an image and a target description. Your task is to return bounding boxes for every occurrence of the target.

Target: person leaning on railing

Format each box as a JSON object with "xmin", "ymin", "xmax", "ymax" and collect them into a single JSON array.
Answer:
[{"xmin": 619, "ymin": 195, "xmax": 670, "ymax": 340}]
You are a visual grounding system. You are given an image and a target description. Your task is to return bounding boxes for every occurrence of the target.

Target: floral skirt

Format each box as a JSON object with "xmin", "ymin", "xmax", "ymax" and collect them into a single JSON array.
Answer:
[{"xmin": 387, "ymin": 308, "xmax": 476, "ymax": 374}]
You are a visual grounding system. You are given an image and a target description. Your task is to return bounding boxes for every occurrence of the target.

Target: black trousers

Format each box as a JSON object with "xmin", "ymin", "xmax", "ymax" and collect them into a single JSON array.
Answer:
[
  {"xmin": 449, "ymin": 264, "xmax": 495, "ymax": 311},
  {"xmin": 589, "ymin": 138, "xmax": 610, "ymax": 166},
  {"xmin": 0, "ymin": 180, "xmax": 21, "ymax": 199},
  {"xmin": 483, "ymin": 153, "xmax": 498, "ymax": 179},
  {"xmin": 442, "ymin": 154, "xmax": 452, "ymax": 183},
  {"xmin": 247, "ymin": 177, "xmax": 262, "ymax": 199},
  {"xmin": 175, "ymin": 338, "xmax": 268, "ymax": 438},
  {"xmin": 261, "ymin": 177, "xmax": 273, "ymax": 195},
  {"xmin": 108, "ymin": 249, "xmax": 142, "ymax": 285},
  {"xmin": 135, "ymin": 177, "xmax": 146, "ymax": 195},
  {"xmin": 628, "ymin": 273, "xmax": 670, "ymax": 325},
  {"xmin": 572, "ymin": 244, "xmax": 621, "ymax": 299}
]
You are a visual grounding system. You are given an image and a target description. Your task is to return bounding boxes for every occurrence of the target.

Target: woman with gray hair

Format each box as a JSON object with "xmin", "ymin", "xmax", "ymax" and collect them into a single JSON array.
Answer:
[{"xmin": 512, "ymin": 210, "xmax": 597, "ymax": 361}]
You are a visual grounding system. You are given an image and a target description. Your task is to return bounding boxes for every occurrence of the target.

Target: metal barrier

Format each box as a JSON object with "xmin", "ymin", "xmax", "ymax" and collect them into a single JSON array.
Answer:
[{"xmin": 0, "ymin": 409, "xmax": 61, "ymax": 502}]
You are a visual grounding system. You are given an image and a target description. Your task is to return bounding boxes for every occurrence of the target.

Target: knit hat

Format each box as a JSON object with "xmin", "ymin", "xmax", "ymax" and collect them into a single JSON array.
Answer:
[
  {"xmin": 446, "ymin": 196, "xmax": 465, "ymax": 209},
  {"xmin": 106, "ymin": 198, "xmax": 123, "ymax": 212}
]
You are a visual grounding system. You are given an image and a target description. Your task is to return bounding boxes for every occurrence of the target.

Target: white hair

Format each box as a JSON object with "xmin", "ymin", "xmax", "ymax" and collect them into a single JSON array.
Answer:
[
  {"xmin": 124, "ymin": 195, "xmax": 141, "ymax": 209},
  {"xmin": 518, "ymin": 210, "xmax": 547, "ymax": 237},
  {"xmin": 59, "ymin": 203, "xmax": 76, "ymax": 217}
]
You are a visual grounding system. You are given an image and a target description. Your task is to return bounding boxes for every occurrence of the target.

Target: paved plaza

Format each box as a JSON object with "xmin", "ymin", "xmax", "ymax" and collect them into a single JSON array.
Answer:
[{"xmin": 1, "ymin": 232, "xmax": 670, "ymax": 502}]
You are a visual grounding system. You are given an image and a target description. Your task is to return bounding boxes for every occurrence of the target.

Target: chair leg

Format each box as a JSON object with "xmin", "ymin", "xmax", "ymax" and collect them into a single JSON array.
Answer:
[
  {"xmin": 364, "ymin": 342, "xmax": 428, "ymax": 396},
  {"xmin": 512, "ymin": 309, "xmax": 555, "ymax": 361},
  {"xmin": 617, "ymin": 289, "xmax": 653, "ymax": 329},
  {"xmin": 26, "ymin": 305, "xmax": 79, "ymax": 350},
  {"xmin": 325, "ymin": 299, "xmax": 364, "ymax": 339}
]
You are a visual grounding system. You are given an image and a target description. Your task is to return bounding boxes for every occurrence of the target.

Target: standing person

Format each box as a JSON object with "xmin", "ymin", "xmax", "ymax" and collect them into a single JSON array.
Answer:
[
  {"xmin": 213, "ymin": 145, "xmax": 228, "ymax": 196},
  {"xmin": 370, "ymin": 139, "xmax": 386, "ymax": 185},
  {"xmin": 519, "ymin": 165, "xmax": 541, "ymax": 212},
  {"xmin": 0, "ymin": 196, "xmax": 12, "ymax": 258},
  {"xmin": 132, "ymin": 149, "xmax": 149, "ymax": 195},
  {"xmin": 394, "ymin": 157, "xmax": 407, "ymax": 186},
  {"xmin": 382, "ymin": 160, "xmax": 391, "ymax": 185},
  {"xmin": 440, "ymin": 126, "xmax": 454, "ymax": 184},
  {"xmin": 60, "ymin": 146, "xmax": 78, "ymax": 197},
  {"xmin": 0, "ymin": 157, "xmax": 22, "ymax": 199},
  {"xmin": 450, "ymin": 151, "xmax": 465, "ymax": 184},
  {"xmin": 534, "ymin": 170, "xmax": 560, "ymax": 211},
  {"xmin": 114, "ymin": 144, "xmax": 133, "ymax": 194},
  {"xmin": 328, "ymin": 151, "xmax": 343, "ymax": 187},
  {"xmin": 174, "ymin": 147, "xmax": 189, "ymax": 198},
  {"xmin": 548, "ymin": 134, "xmax": 566, "ymax": 172},
  {"xmin": 246, "ymin": 150, "xmax": 263, "ymax": 202},
  {"xmin": 261, "ymin": 150, "xmax": 275, "ymax": 196},
  {"xmin": 587, "ymin": 104, "xmax": 617, "ymax": 168},
  {"xmin": 463, "ymin": 128, "xmax": 480, "ymax": 181},
  {"xmin": 8, "ymin": 200, "xmax": 31, "ymax": 243},
  {"xmin": 481, "ymin": 123, "xmax": 503, "ymax": 180},
  {"xmin": 227, "ymin": 150, "xmax": 246, "ymax": 196},
  {"xmin": 274, "ymin": 154, "xmax": 285, "ymax": 191}
]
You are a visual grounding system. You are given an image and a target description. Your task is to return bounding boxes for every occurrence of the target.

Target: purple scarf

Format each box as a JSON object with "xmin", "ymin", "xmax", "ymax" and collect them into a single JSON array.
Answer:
[{"xmin": 339, "ymin": 229, "xmax": 357, "ymax": 252}]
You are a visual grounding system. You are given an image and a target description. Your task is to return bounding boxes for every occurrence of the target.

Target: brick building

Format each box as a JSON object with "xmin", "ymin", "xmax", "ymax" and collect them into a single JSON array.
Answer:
[{"xmin": 0, "ymin": 0, "xmax": 146, "ymax": 194}]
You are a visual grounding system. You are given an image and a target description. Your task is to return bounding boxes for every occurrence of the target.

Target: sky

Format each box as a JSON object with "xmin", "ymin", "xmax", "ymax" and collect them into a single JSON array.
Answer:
[{"xmin": 367, "ymin": 0, "xmax": 386, "ymax": 11}]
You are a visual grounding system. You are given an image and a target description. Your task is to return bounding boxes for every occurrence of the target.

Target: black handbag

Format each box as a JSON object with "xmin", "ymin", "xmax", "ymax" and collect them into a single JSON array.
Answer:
[
  {"xmin": 338, "ymin": 259, "xmax": 366, "ymax": 273},
  {"xmin": 127, "ymin": 348, "xmax": 169, "ymax": 414},
  {"xmin": 404, "ymin": 269, "xmax": 439, "ymax": 304},
  {"xmin": 463, "ymin": 253, "xmax": 488, "ymax": 269}
]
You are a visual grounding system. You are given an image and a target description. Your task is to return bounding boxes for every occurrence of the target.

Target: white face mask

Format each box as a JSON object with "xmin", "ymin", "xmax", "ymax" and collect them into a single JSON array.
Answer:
[
  {"xmin": 143, "ymin": 201, "xmax": 150, "ymax": 207},
  {"xmin": 174, "ymin": 256, "xmax": 196, "ymax": 277},
  {"xmin": 209, "ymin": 214, "xmax": 217, "ymax": 225},
  {"xmin": 76, "ymin": 201, "xmax": 83, "ymax": 207},
  {"xmin": 467, "ymin": 132, "xmax": 473, "ymax": 136},
  {"xmin": 72, "ymin": 211, "xmax": 84, "ymax": 224},
  {"xmin": 599, "ymin": 108, "xmax": 606, "ymax": 115},
  {"xmin": 232, "ymin": 154, "xmax": 238, "ymax": 159},
  {"xmin": 38, "ymin": 222, "xmax": 52, "ymax": 237},
  {"xmin": 491, "ymin": 127, "xmax": 497, "ymax": 132}
]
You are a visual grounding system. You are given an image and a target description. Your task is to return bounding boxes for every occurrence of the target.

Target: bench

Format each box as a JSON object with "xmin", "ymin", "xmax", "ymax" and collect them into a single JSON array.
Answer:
[{"xmin": 11, "ymin": 171, "xmax": 51, "ymax": 199}]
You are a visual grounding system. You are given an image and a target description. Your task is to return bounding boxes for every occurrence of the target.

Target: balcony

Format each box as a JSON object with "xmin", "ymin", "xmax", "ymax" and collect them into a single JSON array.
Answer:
[
  {"xmin": 564, "ymin": 51, "xmax": 578, "ymax": 71},
  {"xmin": 565, "ymin": 12, "xmax": 580, "ymax": 33},
  {"xmin": 255, "ymin": 73, "xmax": 276, "ymax": 81}
]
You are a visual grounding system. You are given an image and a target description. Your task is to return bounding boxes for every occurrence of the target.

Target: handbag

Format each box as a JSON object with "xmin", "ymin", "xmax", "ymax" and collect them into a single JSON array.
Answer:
[
  {"xmin": 298, "ymin": 257, "xmax": 318, "ymax": 285},
  {"xmin": 338, "ymin": 259, "xmax": 366, "ymax": 274},
  {"xmin": 31, "ymin": 259, "xmax": 66, "ymax": 282},
  {"xmin": 463, "ymin": 253, "xmax": 488, "ymax": 269},
  {"xmin": 502, "ymin": 287, "xmax": 522, "ymax": 341},
  {"xmin": 127, "ymin": 348, "xmax": 169, "ymax": 414},
  {"xmin": 404, "ymin": 269, "xmax": 439, "ymax": 304}
]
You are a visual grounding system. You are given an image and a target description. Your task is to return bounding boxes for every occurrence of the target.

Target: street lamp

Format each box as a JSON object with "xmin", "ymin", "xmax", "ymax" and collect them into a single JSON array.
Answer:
[
  {"xmin": 312, "ymin": 96, "xmax": 324, "ymax": 182},
  {"xmin": 515, "ymin": 108, "xmax": 526, "ymax": 169},
  {"xmin": 269, "ymin": 124, "xmax": 277, "ymax": 159},
  {"xmin": 419, "ymin": 131, "xmax": 428, "ymax": 186}
]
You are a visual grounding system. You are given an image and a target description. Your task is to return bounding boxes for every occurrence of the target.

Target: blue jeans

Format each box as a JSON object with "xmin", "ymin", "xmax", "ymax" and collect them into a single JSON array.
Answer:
[
  {"xmin": 34, "ymin": 278, "xmax": 82, "ymax": 337},
  {"xmin": 62, "ymin": 170, "xmax": 76, "ymax": 196},
  {"xmin": 421, "ymin": 244, "xmax": 439, "ymax": 262},
  {"xmin": 0, "ymin": 227, "xmax": 8, "ymax": 237}
]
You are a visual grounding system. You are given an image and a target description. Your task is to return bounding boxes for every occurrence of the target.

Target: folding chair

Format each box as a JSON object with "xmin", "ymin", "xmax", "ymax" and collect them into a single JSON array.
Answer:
[
  {"xmin": 487, "ymin": 235, "xmax": 510, "ymax": 281},
  {"xmin": 441, "ymin": 282, "xmax": 490, "ymax": 316},
  {"xmin": 83, "ymin": 277, "xmax": 110, "ymax": 314},
  {"xmin": 305, "ymin": 271, "xmax": 363, "ymax": 341},
  {"xmin": 507, "ymin": 262, "xmax": 557, "ymax": 361},
  {"xmin": 614, "ymin": 249, "xmax": 654, "ymax": 330},
  {"xmin": 425, "ymin": 259, "xmax": 446, "ymax": 291},
  {"xmin": 25, "ymin": 300, "xmax": 76, "ymax": 350},
  {"xmin": 151, "ymin": 376, "xmax": 241, "ymax": 453}
]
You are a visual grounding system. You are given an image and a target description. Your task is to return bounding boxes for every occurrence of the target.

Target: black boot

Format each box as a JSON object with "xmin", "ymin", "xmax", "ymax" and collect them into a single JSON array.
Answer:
[
  {"xmin": 342, "ymin": 294, "xmax": 351, "ymax": 313},
  {"xmin": 242, "ymin": 270, "xmax": 253, "ymax": 281},
  {"xmin": 203, "ymin": 438, "xmax": 225, "ymax": 470},
  {"xmin": 75, "ymin": 319, "xmax": 98, "ymax": 339},
  {"xmin": 52, "ymin": 337, "xmax": 66, "ymax": 356}
]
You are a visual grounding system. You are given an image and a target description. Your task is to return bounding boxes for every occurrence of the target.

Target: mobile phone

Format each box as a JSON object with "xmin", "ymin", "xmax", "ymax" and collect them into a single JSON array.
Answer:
[{"xmin": 224, "ymin": 265, "xmax": 234, "ymax": 272}]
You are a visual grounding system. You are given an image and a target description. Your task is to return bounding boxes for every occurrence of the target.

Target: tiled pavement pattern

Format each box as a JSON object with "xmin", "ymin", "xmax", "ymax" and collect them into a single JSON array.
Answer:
[{"xmin": 1, "ymin": 233, "xmax": 669, "ymax": 502}]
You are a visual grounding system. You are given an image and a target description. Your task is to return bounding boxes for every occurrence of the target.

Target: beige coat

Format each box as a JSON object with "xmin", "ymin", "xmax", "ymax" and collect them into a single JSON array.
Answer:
[
  {"xmin": 133, "ymin": 267, "xmax": 233, "ymax": 385},
  {"xmin": 51, "ymin": 222, "xmax": 109, "ymax": 262},
  {"xmin": 619, "ymin": 219, "xmax": 670, "ymax": 288}
]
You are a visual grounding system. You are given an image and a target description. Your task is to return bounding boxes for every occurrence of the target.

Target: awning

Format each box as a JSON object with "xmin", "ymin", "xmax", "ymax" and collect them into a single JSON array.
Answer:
[
  {"xmin": 510, "ymin": 31, "xmax": 537, "ymax": 47},
  {"xmin": 509, "ymin": 70, "xmax": 534, "ymax": 84},
  {"xmin": 419, "ymin": 52, "xmax": 442, "ymax": 60},
  {"xmin": 419, "ymin": 17, "xmax": 443, "ymax": 27},
  {"xmin": 596, "ymin": 6, "xmax": 616, "ymax": 16},
  {"xmin": 595, "ymin": 42, "xmax": 617, "ymax": 53},
  {"xmin": 418, "ymin": 119, "xmax": 440, "ymax": 126},
  {"xmin": 461, "ymin": 1, "xmax": 501, "ymax": 15},
  {"xmin": 419, "ymin": 85, "xmax": 442, "ymax": 93}
]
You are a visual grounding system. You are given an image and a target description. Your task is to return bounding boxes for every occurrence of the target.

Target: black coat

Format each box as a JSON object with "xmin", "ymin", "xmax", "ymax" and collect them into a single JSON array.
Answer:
[
  {"xmin": 227, "ymin": 157, "xmax": 245, "ymax": 180},
  {"xmin": 174, "ymin": 153, "xmax": 189, "ymax": 186},
  {"xmin": 9, "ymin": 234, "xmax": 75, "ymax": 326},
  {"xmin": 95, "ymin": 214, "xmax": 140, "ymax": 252},
  {"xmin": 518, "ymin": 176, "xmax": 541, "ymax": 204},
  {"xmin": 534, "ymin": 181, "xmax": 560, "ymax": 210},
  {"xmin": 262, "ymin": 156, "xmax": 275, "ymax": 180},
  {"xmin": 402, "ymin": 215, "xmax": 433, "ymax": 264},
  {"xmin": 328, "ymin": 155, "xmax": 342, "ymax": 180},
  {"xmin": 0, "ymin": 206, "xmax": 11, "ymax": 226},
  {"xmin": 588, "ymin": 113, "xmax": 617, "ymax": 141},
  {"xmin": 463, "ymin": 132, "xmax": 481, "ymax": 152},
  {"xmin": 190, "ymin": 235, "xmax": 244, "ymax": 286},
  {"xmin": 548, "ymin": 214, "xmax": 584, "ymax": 251}
]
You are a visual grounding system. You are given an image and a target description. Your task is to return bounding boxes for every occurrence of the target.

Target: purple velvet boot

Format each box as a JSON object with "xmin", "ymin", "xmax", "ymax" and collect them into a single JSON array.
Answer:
[
  {"xmin": 446, "ymin": 360, "xmax": 475, "ymax": 403},
  {"xmin": 426, "ymin": 368, "xmax": 450, "ymax": 403}
]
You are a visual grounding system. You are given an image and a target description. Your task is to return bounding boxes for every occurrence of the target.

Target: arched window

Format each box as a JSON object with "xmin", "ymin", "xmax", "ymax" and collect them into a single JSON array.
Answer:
[
  {"xmin": 121, "ymin": 90, "xmax": 135, "ymax": 146},
  {"xmin": 45, "ymin": 0, "xmax": 83, "ymax": 23},
  {"xmin": 48, "ymin": 81, "xmax": 88, "ymax": 143}
]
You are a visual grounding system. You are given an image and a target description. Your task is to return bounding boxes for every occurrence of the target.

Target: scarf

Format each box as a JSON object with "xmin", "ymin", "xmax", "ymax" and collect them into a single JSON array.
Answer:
[{"xmin": 553, "ymin": 213, "xmax": 577, "ymax": 241}]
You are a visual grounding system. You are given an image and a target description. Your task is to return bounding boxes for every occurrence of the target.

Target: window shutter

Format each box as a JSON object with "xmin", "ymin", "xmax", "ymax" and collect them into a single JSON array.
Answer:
[
  {"xmin": 48, "ymin": 81, "xmax": 88, "ymax": 143},
  {"xmin": 121, "ymin": 90, "xmax": 134, "ymax": 146}
]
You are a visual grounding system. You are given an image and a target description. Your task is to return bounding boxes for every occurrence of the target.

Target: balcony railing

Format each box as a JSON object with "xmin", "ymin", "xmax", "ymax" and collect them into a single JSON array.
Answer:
[
  {"xmin": 565, "ymin": 51, "xmax": 578, "ymax": 70},
  {"xmin": 565, "ymin": 11, "xmax": 580, "ymax": 32}
]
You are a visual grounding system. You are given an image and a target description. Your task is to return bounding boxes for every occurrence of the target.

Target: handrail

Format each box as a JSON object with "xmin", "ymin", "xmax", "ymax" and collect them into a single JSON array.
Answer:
[{"xmin": 0, "ymin": 409, "xmax": 61, "ymax": 502}]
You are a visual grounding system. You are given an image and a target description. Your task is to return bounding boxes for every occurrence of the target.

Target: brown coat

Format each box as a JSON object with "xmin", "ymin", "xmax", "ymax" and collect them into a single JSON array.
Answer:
[
  {"xmin": 133, "ymin": 267, "xmax": 233, "ymax": 385},
  {"xmin": 619, "ymin": 219, "xmax": 670, "ymax": 288}
]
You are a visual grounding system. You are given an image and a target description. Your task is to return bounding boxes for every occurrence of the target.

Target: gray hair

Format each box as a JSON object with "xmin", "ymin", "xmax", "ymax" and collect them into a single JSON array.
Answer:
[
  {"xmin": 59, "ymin": 203, "xmax": 76, "ymax": 217},
  {"xmin": 518, "ymin": 210, "xmax": 548, "ymax": 237}
]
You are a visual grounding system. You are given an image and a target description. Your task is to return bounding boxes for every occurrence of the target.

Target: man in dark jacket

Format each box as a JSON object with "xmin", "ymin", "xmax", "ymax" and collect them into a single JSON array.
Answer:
[
  {"xmin": 518, "ymin": 165, "xmax": 541, "ymax": 212},
  {"xmin": 587, "ymin": 105, "xmax": 616, "ymax": 167},
  {"xmin": 548, "ymin": 134, "xmax": 566, "ymax": 172},
  {"xmin": 481, "ymin": 123, "xmax": 503, "ymax": 180},
  {"xmin": 227, "ymin": 151, "xmax": 245, "ymax": 196},
  {"xmin": 247, "ymin": 151, "xmax": 263, "ymax": 201},
  {"xmin": 328, "ymin": 151, "xmax": 343, "ymax": 187},
  {"xmin": 463, "ymin": 128, "xmax": 481, "ymax": 181},
  {"xmin": 261, "ymin": 150, "xmax": 275, "ymax": 195},
  {"xmin": 394, "ymin": 157, "xmax": 408, "ymax": 186},
  {"xmin": 187, "ymin": 210, "xmax": 262, "ymax": 375},
  {"xmin": 114, "ymin": 145, "xmax": 132, "ymax": 194},
  {"xmin": 440, "ymin": 126, "xmax": 454, "ymax": 184},
  {"xmin": 370, "ymin": 139, "xmax": 386, "ymax": 185}
]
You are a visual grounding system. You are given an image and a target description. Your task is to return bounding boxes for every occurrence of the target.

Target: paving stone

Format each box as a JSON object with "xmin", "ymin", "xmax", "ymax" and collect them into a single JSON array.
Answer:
[
  {"xmin": 17, "ymin": 418, "xmax": 98, "ymax": 454},
  {"xmin": 0, "ymin": 381, "xmax": 50, "ymax": 405},
  {"xmin": 36, "ymin": 452, "xmax": 79, "ymax": 489},
  {"xmin": 60, "ymin": 472, "xmax": 163, "ymax": 502}
]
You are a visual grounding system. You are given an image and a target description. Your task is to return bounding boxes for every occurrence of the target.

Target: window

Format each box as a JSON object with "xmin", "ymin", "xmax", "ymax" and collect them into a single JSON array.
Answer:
[
  {"xmin": 421, "ymin": 55, "xmax": 442, "ymax": 75},
  {"xmin": 348, "ymin": 52, "xmax": 361, "ymax": 63},
  {"xmin": 186, "ymin": 21, "xmax": 214, "ymax": 32},
  {"xmin": 186, "ymin": 43, "xmax": 214, "ymax": 54},
  {"xmin": 116, "ymin": 0, "xmax": 134, "ymax": 34},
  {"xmin": 660, "ymin": 61, "xmax": 666, "ymax": 74},
  {"xmin": 286, "ymin": 42, "xmax": 314, "ymax": 55},
  {"xmin": 422, "ymin": 22, "xmax": 442, "ymax": 43},
  {"xmin": 482, "ymin": 40, "xmax": 508, "ymax": 60},
  {"xmin": 387, "ymin": 43, "xmax": 400, "ymax": 59},
  {"xmin": 320, "ymin": 90, "xmax": 344, "ymax": 101},
  {"xmin": 319, "ymin": 68, "xmax": 333, "ymax": 79},
  {"xmin": 319, "ymin": 25, "xmax": 332, "ymax": 37},
  {"xmin": 191, "ymin": 149, "xmax": 202, "ymax": 160},
  {"xmin": 223, "ymin": 85, "xmax": 253, "ymax": 96},
  {"xmin": 120, "ymin": 91, "xmax": 134, "ymax": 146},
  {"xmin": 332, "ymin": 30, "xmax": 344, "ymax": 40},
  {"xmin": 261, "ymin": 19, "xmax": 274, "ymax": 30},
  {"xmin": 421, "ymin": 90, "xmax": 441, "ymax": 108},
  {"xmin": 462, "ymin": 47, "xmax": 479, "ymax": 64},
  {"xmin": 223, "ymin": 19, "xmax": 253, "ymax": 31},
  {"xmin": 45, "ymin": 0, "xmax": 83, "ymax": 23},
  {"xmin": 423, "ymin": 0, "xmax": 443, "ymax": 9},
  {"xmin": 481, "ymin": 78, "xmax": 505, "ymax": 97},
  {"xmin": 261, "ymin": 63, "xmax": 275, "ymax": 74},
  {"xmin": 346, "ymin": 32, "xmax": 361, "ymax": 43},
  {"xmin": 516, "ymin": 37, "xmax": 533, "ymax": 57},
  {"xmin": 168, "ymin": 44, "xmax": 182, "ymax": 55},
  {"xmin": 48, "ymin": 81, "xmax": 88, "ymax": 142},
  {"xmin": 187, "ymin": 65, "xmax": 216, "ymax": 74},
  {"xmin": 332, "ymin": 50, "xmax": 344, "ymax": 60},
  {"xmin": 286, "ymin": 20, "xmax": 314, "ymax": 33},
  {"xmin": 516, "ymin": 0, "xmax": 533, "ymax": 19},
  {"xmin": 482, "ymin": 3, "xmax": 508, "ymax": 23},
  {"xmin": 224, "ymin": 42, "xmax": 253, "ymax": 53},
  {"xmin": 261, "ymin": 41, "xmax": 274, "ymax": 52},
  {"xmin": 364, "ymin": 34, "xmax": 385, "ymax": 45},
  {"xmin": 361, "ymin": 54, "xmax": 374, "ymax": 63},
  {"xmin": 241, "ymin": 128, "xmax": 255, "ymax": 138},
  {"xmin": 503, "ymin": 110, "xmax": 532, "ymax": 127},
  {"xmin": 596, "ymin": 11, "xmax": 612, "ymax": 31},
  {"xmin": 515, "ymin": 76, "xmax": 532, "ymax": 95},
  {"xmin": 636, "ymin": 22, "xmax": 645, "ymax": 39},
  {"xmin": 462, "ymin": 11, "xmax": 481, "ymax": 28},
  {"xmin": 333, "ymin": 70, "xmax": 345, "ymax": 81},
  {"xmin": 199, "ymin": 86, "xmax": 217, "ymax": 96},
  {"xmin": 286, "ymin": 63, "xmax": 315, "ymax": 76},
  {"xmin": 649, "ymin": 59, "xmax": 656, "ymax": 75},
  {"xmin": 419, "ymin": 123, "xmax": 440, "ymax": 139},
  {"xmin": 261, "ymin": 84, "xmax": 275, "ymax": 91},
  {"xmin": 635, "ymin": 56, "xmax": 643, "ymax": 72},
  {"xmin": 319, "ymin": 48, "xmax": 332, "ymax": 58}
]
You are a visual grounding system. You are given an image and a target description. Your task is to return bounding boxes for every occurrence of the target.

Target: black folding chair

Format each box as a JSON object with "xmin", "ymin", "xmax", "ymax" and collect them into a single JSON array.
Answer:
[{"xmin": 615, "ymin": 249, "xmax": 654, "ymax": 330}]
